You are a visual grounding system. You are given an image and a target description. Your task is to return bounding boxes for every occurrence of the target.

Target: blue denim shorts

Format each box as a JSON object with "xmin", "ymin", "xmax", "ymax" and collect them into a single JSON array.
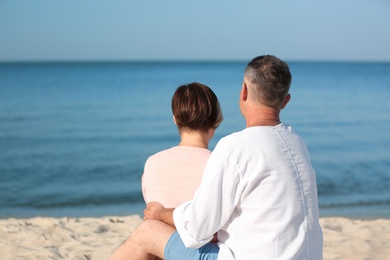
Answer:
[{"xmin": 164, "ymin": 231, "xmax": 219, "ymax": 260}]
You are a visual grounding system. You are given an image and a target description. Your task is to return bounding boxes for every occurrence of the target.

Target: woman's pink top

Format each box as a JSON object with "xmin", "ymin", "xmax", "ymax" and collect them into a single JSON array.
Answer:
[{"xmin": 142, "ymin": 146, "xmax": 211, "ymax": 208}]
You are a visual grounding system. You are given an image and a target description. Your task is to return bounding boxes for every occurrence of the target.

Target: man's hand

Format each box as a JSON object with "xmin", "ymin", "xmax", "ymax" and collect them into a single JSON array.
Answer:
[
  {"xmin": 144, "ymin": 202, "xmax": 165, "ymax": 221},
  {"xmin": 143, "ymin": 202, "xmax": 175, "ymax": 228}
]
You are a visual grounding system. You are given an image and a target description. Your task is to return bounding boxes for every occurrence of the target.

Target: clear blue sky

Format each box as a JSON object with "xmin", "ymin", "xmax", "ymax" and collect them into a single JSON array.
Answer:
[{"xmin": 1, "ymin": 0, "xmax": 389, "ymax": 62}]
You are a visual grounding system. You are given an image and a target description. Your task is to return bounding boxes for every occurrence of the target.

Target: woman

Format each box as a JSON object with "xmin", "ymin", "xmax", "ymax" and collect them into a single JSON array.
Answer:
[{"xmin": 142, "ymin": 82, "xmax": 223, "ymax": 208}]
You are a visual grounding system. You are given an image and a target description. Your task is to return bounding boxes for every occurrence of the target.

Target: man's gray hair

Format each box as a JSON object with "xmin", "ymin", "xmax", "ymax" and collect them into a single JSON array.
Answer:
[{"xmin": 244, "ymin": 55, "xmax": 292, "ymax": 109}]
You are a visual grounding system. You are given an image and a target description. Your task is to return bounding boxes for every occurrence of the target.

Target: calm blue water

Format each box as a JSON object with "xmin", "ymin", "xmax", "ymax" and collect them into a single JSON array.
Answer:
[{"xmin": 1, "ymin": 61, "xmax": 389, "ymax": 219}]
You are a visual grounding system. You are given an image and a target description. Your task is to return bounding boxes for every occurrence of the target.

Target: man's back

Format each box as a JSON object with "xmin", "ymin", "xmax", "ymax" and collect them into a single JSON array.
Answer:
[{"xmin": 221, "ymin": 123, "xmax": 322, "ymax": 259}]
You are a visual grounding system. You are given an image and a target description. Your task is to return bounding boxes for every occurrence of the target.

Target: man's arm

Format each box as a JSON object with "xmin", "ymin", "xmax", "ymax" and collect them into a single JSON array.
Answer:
[{"xmin": 144, "ymin": 201, "xmax": 175, "ymax": 228}]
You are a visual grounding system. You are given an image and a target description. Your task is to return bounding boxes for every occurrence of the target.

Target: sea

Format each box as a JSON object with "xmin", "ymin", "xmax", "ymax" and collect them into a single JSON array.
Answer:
[{"xmin": 0, "ymin": 61, "xmax": 389, "ymax": 219}]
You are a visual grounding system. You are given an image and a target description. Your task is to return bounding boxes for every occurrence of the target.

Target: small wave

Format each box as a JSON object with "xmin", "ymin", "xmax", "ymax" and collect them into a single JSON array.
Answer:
[
  {"xmin": 10, "ymin": 191, "xmax": 144, "ymax": 209},
  {"xmin": 320, "ymin": 197, "xmax": 390, "ymax": 208}
]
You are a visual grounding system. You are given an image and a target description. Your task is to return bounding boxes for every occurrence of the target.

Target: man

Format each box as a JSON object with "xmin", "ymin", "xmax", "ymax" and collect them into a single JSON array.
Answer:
[{"xmin": 110, "ymin": 55, "xmax": 323, "ymax": 259}]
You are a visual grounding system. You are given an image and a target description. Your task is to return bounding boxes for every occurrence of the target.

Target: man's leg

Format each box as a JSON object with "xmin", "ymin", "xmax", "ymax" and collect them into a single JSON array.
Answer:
[{"xmin": 110, "ymin": 219, "xmax": 176, "ymax": 260}]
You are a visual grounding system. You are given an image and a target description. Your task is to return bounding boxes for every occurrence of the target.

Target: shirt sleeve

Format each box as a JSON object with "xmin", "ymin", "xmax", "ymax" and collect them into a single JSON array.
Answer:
[{"xmin": 173, "ymin": 138, "xmax": 244, "ymax": 248}]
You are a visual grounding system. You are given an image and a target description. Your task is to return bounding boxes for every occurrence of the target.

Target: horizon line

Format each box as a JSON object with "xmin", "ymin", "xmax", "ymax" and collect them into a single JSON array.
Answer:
[{"xmin": 1, "ymin": 58, "xmax": 390, "ymax": 64}]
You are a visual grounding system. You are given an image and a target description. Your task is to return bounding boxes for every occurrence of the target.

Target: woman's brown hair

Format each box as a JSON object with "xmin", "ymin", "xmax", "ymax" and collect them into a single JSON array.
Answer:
[{"xmin": 172, "ymin": 82, "xmax": 223, "ymax": 133}]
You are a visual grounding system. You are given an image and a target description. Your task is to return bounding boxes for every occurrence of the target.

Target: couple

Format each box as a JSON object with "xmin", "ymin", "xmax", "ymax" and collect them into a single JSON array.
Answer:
[{"xmin": 111, "ymin": 55, "xmax": 323, "ymax": 259}]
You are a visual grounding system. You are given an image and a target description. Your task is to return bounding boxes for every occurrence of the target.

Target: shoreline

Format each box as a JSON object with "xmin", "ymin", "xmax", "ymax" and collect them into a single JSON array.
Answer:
[{"xmin": 1, "ymin": 215, "xmax": 389, "ymax": 260}]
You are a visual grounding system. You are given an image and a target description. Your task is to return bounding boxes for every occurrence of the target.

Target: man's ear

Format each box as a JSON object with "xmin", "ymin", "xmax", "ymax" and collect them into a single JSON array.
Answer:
[
  {"xmin": 241, "ymin": 82, "xmax": 248, "ymax": 102},
  {"xmin": 281, "ymin": 94, "xmax": 291, "ymax": 109},
  {"xmin": 173, "ymin": 115, "xmax": 177, "ymax": 125}
]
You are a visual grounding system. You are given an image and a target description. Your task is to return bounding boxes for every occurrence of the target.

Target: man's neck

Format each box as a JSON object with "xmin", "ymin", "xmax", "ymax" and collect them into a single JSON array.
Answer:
[{"xmin": 245, "ymin": 105, "xmax": 281, "ymax": 127}]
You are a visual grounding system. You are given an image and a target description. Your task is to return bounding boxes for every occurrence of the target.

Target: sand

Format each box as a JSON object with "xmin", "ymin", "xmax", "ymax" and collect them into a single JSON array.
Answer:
[{"xmin": 0, "ymin": 216, "xmax": 389, "ymax": 260}]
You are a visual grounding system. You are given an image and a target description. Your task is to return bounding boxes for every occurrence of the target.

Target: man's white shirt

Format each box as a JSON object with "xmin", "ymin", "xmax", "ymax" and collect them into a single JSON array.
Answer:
[{"xmin": 173, "ymin": 124, "xmax": 323, "ymax": 260}]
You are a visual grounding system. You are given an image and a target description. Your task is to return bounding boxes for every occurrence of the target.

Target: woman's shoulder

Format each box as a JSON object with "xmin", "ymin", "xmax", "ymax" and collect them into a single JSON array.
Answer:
[
  {"xmin": 148, "ymin": 146, "xmax": 209, "ymax": 161},
  {"xmin": 146, "ymin": 147, "xmax": 175, "ymax": 162}
]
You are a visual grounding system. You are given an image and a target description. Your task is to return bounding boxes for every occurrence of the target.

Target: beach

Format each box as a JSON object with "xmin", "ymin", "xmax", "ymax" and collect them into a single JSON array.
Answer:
[{"xmin": 0, "ymin": 216, "xmax": 389, "ymax": 260}]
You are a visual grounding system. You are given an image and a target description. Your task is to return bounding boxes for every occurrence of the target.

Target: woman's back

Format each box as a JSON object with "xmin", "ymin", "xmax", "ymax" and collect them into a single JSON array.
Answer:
[{"xmin": 142, "ymin": 146, "xmax": 210, "ymax": 208}]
